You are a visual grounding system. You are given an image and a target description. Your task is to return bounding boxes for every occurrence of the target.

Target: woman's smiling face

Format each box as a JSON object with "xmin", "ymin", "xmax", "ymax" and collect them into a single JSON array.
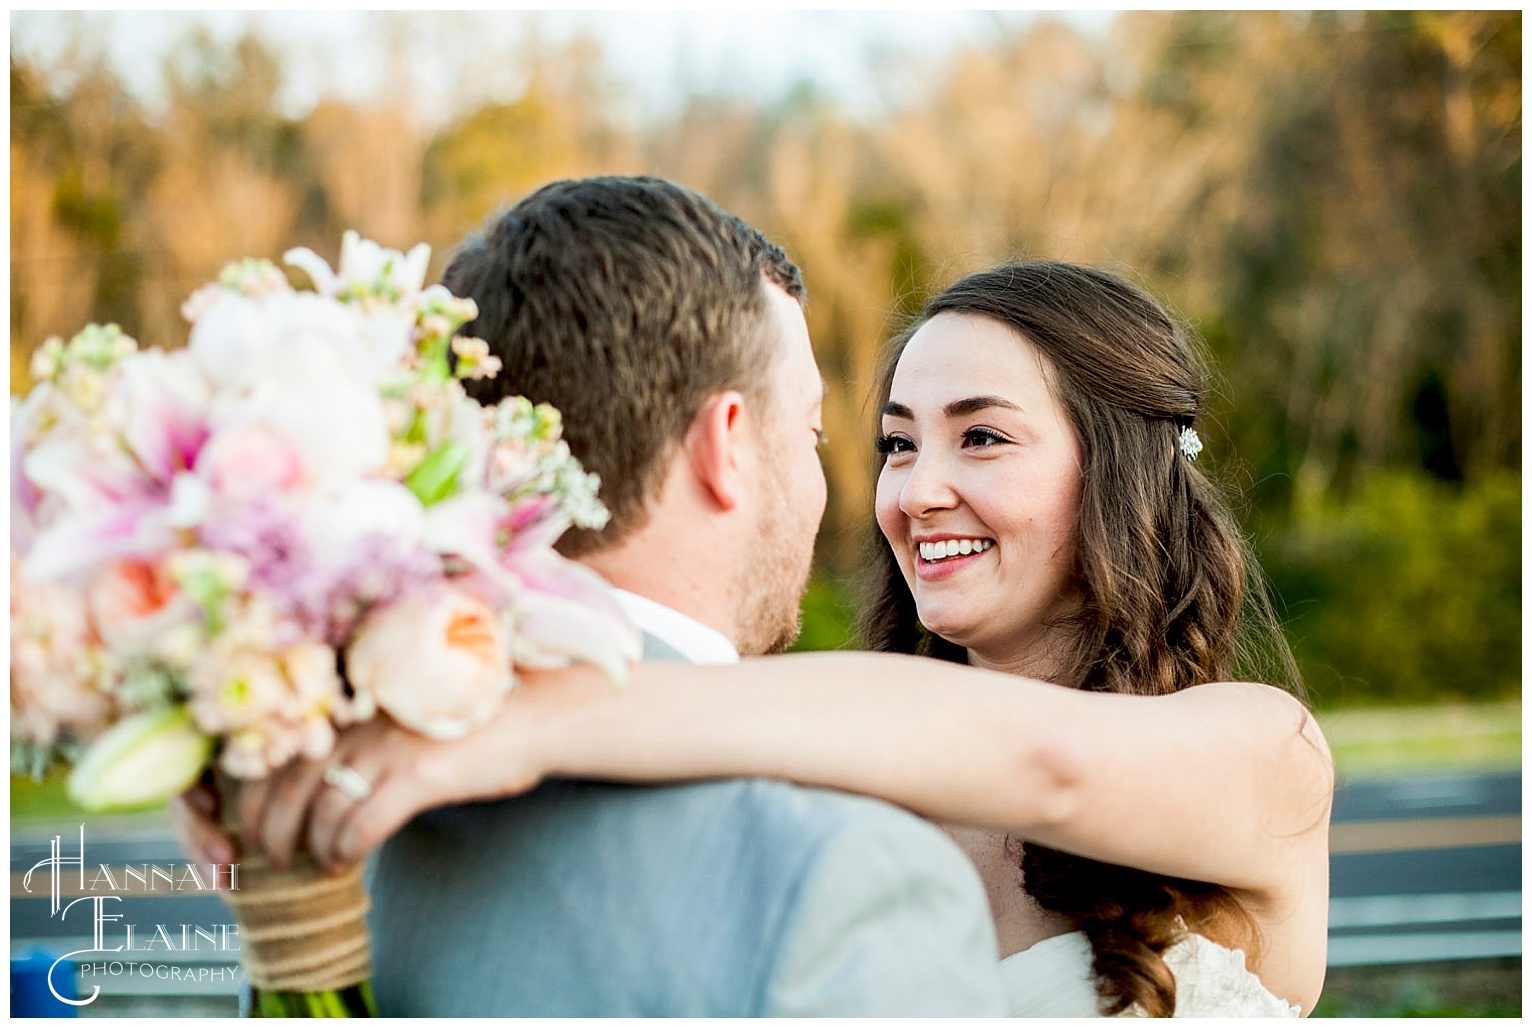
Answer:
[{"xmin": 875, "ymin": 313, "xmax": 1085, "ymax": 671}]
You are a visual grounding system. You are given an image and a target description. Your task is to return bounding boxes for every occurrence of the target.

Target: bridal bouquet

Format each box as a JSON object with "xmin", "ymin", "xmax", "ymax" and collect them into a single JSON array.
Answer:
[{"xmin": 11, "ymin": 232, "xmax": 640, "ymax": 1016}]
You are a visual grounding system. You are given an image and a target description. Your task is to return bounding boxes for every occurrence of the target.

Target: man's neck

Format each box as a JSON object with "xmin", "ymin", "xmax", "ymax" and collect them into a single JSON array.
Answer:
[
  {"xmin": 580, "ymin": 546, "xmax": 739, "ymax": 649},
  {"xmin": 606, "ymin": 587, "xmax": 739, "ymax": 666}
]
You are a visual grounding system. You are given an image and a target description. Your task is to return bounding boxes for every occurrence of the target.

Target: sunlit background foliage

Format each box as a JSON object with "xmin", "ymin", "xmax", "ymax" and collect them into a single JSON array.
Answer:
[{"xmin": 11, "ymin": 11, "xmax": 1520, "ymax": 708}]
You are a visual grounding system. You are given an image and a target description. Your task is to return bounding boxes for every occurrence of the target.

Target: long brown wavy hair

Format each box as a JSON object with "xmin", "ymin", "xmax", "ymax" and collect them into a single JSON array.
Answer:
[{"xmin": 858, "ymin": 262, "xmax": 1304, "ymax": 1016}]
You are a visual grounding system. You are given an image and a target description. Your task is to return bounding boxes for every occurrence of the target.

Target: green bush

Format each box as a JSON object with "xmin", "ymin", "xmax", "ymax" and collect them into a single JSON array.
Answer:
[
  {"xmin": 1265, "ymin": 470, "xmax": 1521, "ymax": 707},
  {"xmin": 790, "ymin": 574, "xmax": 858, "ymax": 653}
]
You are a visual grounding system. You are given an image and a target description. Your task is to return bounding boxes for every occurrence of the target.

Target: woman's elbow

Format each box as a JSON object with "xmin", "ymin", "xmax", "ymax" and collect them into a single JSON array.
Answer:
[
  {"xmin": 1284, "ymin": 695, "xmax": 1336, "ymax": 829},
  {"xmin": 1234, "ymin": 682, "xmax": 1336, "ymax": 831}
]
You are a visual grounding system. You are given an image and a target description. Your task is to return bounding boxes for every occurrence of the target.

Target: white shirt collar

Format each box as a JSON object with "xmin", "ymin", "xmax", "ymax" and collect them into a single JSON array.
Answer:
[{"xmin": 609, "ymin": 588, "xmax": 739, "ymax": 666}]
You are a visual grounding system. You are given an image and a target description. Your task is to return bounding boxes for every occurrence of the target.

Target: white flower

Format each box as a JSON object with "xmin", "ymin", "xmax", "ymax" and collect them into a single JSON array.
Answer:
[
  {"xmin": 190, "ymin": 290, "xmax": 412, "ymax": 398},
  {"xmin": 13, "ymin": 230, "xmax": 631, "ymax": 795},
  {"xmin": 503, "ymin": 551, "xmax": 639, "ymax": 685},
  {"xmin": 187, "ymin": 644, "xmax": 289, "ymax": 736},
  {"xmin": 194, "ymin": 421, "xmax": 308, "ymax": 500},
  {"xmin": 216, "ymin": 355, "xmax": 392, "ymax": 488},
  {"xmin": 185, "ymin": 291, "xmax": 283, "ymax": 395},
  {"xmin": 184, "ymin": 634, "xmax": 348, "ymax": 779},
  {"xmin": 286, "ymin": 230, "xmax": 431, "ymax": 304},
  {"xmin": 279, "ymin": 641, "xmax": 352, "ymax": 738},
  {"xmin": 1178, "ymin": 425, "xmax": 1204, "ymax": 462},
  {"xmin": 66, "ymin": 706, "xmax": 212, "ymax": 812},
  {"xmin": 450, "ymin": 336, "xmax": 501, "ymax": 380},
  {"xmin": 298, "ymin": 479, "xmax": 427, "ymax": 576},
  {"xmin": 421, "ymin": 492, "xmax": 509, "ymax": 579},
  {"xmin": 104, "ymin": 349, "xmax": 213, "ymax": 484},
  {"xmin": 20, "ymin": 434, "xmax": 184, "ymax": 583}
]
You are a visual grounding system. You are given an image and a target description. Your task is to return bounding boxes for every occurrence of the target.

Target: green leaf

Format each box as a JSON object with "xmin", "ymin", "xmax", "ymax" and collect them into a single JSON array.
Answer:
[{"xmin": 404, "ymin": 442, "xmax": 470, "ymax": 506}]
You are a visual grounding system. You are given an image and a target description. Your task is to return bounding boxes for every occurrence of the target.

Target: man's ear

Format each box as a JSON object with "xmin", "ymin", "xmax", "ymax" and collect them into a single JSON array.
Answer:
[{"xmin": 685, "ymin": 390, "xmax": 748, "ymax": 512}]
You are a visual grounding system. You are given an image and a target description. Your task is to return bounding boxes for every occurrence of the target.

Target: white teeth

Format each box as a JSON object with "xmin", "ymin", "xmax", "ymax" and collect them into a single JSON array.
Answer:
[{"xmin": 918, "ymin": 539, "xmax": 992, "ymax": 562}]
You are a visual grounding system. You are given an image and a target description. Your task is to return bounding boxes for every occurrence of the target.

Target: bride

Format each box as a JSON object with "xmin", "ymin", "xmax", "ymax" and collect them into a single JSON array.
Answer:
[{"xmin": 216, "ymin": 262, "xmax": 1333, "ymax": 1016}]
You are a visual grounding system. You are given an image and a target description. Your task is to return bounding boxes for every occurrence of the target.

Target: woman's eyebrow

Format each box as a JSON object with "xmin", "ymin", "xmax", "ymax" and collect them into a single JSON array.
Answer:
[
  {"xmin": 944, "ymin": 395, "xmax": 1022, "ymax": 418},
  {"xmin": 883, "ymin": 396, "xmax": 1023, "ymax": 420}
]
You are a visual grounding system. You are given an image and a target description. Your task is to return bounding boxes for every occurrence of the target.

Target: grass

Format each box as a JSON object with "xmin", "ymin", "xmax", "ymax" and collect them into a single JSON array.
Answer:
[
  {"xmin": 1316, "ymin": 699, "xmax": 1521, "ymax": 777},
  {"xmin": 12, "ymin": 763, "xmax": 80, "ymax": 820},
  {"xmin": 1313, "ymin": 959, "xmax": 1521, "ymax": 1018},
  {"xmin": 11, "ymin": 763, "xmax": 173, "ymax": 831}
]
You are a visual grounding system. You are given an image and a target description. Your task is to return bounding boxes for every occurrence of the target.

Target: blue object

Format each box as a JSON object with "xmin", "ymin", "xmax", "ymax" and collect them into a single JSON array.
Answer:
[
  {"xmin": 11, "ymin": 950, "xmax": 79, "ymax": 1017},
  {"xmin": 364, "ymin": 632, "xmax": 1008, "ymax": 1016}
]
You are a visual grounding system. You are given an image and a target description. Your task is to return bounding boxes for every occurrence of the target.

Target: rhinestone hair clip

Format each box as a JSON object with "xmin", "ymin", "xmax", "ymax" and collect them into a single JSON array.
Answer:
[{"xmin": 1178, "ymin": 425, "xmax": 1203, "ymax": 462}]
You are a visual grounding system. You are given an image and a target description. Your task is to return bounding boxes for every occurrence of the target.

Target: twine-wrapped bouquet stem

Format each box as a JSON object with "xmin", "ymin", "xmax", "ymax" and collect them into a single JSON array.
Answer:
[{"xmin": 215, "ymin": 772, "xmax": 378, "ymax": 1017}]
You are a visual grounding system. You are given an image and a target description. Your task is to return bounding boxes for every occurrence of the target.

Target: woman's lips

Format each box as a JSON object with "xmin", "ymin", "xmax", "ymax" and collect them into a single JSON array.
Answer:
[{"xmin": 914, "ymin": 541, "xmax": 992, "ymax": 581}]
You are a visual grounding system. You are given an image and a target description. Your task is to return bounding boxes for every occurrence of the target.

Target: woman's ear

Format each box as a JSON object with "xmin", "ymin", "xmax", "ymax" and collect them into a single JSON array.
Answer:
[{"xmin": 684, "ymin": 390, "xmax": 747, "ymax": 511}]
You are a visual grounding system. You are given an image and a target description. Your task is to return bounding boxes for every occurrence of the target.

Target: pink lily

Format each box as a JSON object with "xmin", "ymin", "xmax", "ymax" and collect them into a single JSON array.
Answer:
[
  {"xmin": 501, "ymin": 549, "xmax": 640, "ymax": 684},
  {"xmin": 21, "ymin": 439, "xmax": 180, "ymax": 582},
  {"xmin": 501, "ymin": 494, "xmax": 568, "ymax": 555},
  {"xmin": 110, "ymin": 351, "xmax": 212, "ymax": 485},
  {"xmin": 421, "ymin": 492, "xmax": 521, "ymax": 599},
  {"xmin": 22, "ymin": 353, "xmax": 214, "ymax": 582}
]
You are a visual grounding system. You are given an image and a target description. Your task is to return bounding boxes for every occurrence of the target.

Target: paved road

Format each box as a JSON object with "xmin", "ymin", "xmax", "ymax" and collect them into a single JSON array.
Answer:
[
  {"xmin": 12, "ymin": 769, "xmax": 1521, "ymax": 997},
  {"xmin": 1326, "ymin": 769, "xmax": 1520, "ymax": 966}
]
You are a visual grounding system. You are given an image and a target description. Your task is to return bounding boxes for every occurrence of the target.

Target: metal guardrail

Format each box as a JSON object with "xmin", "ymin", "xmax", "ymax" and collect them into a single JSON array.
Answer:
[
  {"xmin": 1325, "ymin": 890, "xmax": 1522, "ymax": 967},
  {"xmin": 14, "ymin": 888, "xmax": 1521, "ymax": 999}
]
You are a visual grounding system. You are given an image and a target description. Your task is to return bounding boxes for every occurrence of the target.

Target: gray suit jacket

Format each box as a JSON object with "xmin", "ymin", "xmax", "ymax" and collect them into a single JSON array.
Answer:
[{"xmin": 367, "ymin": 633, "xmax": 1006, "ymax": 1016}]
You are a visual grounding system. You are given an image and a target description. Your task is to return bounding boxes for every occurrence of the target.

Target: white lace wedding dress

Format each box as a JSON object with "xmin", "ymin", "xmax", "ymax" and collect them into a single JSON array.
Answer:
[{"xmin": 998, "ymin": 929, "xmax": 1301, "ymax": 1017}]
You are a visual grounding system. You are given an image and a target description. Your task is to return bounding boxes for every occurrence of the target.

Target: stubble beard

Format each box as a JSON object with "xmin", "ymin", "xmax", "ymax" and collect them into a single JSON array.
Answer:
[{"xmin": 734, "ymin": 462, "xmax": 814, "ymax": 657}]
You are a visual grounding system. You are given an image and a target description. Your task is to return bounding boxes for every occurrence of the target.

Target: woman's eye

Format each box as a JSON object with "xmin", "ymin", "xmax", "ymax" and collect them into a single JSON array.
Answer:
[
  {"xmin": 875, "ymin": 433, "xmax": 913, "ymax": 455},
  {"xmin": 963, "ymin": 427, "xmax": 1011, "ymax": 448}
]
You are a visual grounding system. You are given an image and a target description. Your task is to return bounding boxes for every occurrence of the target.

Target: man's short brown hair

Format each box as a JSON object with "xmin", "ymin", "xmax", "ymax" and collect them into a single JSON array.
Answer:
[{"xmin": 446, "ymin": 176, "xmax": 805, "ymax": 556}]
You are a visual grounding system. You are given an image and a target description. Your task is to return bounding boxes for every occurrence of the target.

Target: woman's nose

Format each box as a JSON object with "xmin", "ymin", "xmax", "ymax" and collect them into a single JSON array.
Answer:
[{"xmin": 899, "ymin": 451, "xmax": 959, "ymax": 518}]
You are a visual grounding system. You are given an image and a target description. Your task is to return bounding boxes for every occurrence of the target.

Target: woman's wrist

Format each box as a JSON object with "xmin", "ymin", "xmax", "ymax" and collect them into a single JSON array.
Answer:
[{"xmin": 506, "ymin": 663, "xmax": 614, "ymax": 784}]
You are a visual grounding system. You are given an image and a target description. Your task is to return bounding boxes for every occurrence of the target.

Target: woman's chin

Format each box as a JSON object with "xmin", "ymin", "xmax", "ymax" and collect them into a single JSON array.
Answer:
[{"xmin": 915, "ymin": 612, "xmax": 978, "ymax": 649}]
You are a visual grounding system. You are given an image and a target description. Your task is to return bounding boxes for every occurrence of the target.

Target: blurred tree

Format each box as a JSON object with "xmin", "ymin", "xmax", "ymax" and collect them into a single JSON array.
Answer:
[
  {"xmin": 304, "ymin": 100, "xmax": 424, "ymax": 251},
  {"xmin": 1108, "ymin": 12, "xmax": 1521, "ymax": 519},
  {"xmin": 11, "ymin": 62, "xmax": 99, "ymax": 386},
  {"xmin": 880, "ymin": 17, "xmax": 1117, "ymax": 266},
  {"xmin": 755, "ymin": 105, "xmax": 907, "ymax": 572},
  {"xmin": 298, "ymin": 16, "xmax": 431, "ymax": 260},
  {"xmin": 137, "ymin": 27, "xmax": 305, "ymax": 345},
  {"xmin": 421, "ymin": 28, "xmax": 640, "ymax": 243},
  {"xmin": 1269, "ymin": 470, "xmax": 1520, "ymax": 706},
  {"xmin": 653, "ymin": 85, "xmax": 936, "ymax": 573},
  {"xmin": 11, "ymin": 36, "xmax": 156, "ymax": 382}
]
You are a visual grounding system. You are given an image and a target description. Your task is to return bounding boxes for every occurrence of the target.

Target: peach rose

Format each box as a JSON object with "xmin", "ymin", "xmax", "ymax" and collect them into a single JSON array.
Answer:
[
  {"xmin": 87, "ymin": 557, "xmax": 198, "ymax": 654},
  {"xmin": 345, "ymin": 584, "xmax": 512, "ymax": 739}
]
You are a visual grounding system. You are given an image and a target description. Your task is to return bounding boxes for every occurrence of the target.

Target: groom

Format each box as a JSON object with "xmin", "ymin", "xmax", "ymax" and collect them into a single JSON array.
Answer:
[
  {"xmin": 178, "ymin": 176, "xmax": 1007, "ymax": 1015},
  {"xmin": 374, "ymin": 177, "xmax": 1006, "ymax": 1015}
]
